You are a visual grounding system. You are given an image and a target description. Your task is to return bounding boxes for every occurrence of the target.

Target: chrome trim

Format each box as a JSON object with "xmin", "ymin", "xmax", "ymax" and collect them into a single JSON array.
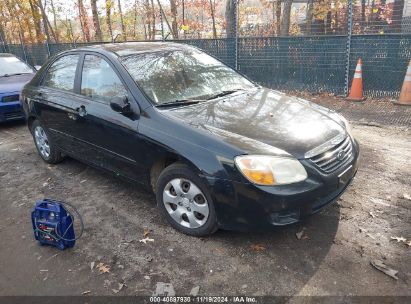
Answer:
[
  {"xmin": 338, "ymin": 165, "xmax": 353, "ymax": 178},
  {"xmin": 304, "ymin": 132, "xmax": 346, "ymax": 159}
]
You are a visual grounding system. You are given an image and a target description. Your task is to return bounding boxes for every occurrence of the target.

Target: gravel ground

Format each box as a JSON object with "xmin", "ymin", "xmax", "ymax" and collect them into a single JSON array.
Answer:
[{"xmin": 0, "ymin": 98, "xmax": 410, "ymax": 297}]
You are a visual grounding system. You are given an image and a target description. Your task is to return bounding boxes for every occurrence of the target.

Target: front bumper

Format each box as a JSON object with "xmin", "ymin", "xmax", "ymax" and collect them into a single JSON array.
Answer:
[
  {"xmin": 0, "ymin": 100, "xmax": 24, "ymax": 122},
  {"xmin": 207, "ymin": 139, "xmax": 360, "ymax": 230}
]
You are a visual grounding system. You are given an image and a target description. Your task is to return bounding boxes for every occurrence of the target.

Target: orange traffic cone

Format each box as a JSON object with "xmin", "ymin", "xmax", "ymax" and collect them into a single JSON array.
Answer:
[
  {"xmin": 347, "ymin": 58, "xmax": 364, "ymax": 101},
  {"xmin": 394, "ymin": 60, "xmax": 411, "ymax": 106}
]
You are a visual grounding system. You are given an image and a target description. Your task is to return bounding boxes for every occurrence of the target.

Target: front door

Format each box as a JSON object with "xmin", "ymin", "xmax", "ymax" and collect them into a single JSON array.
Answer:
[{"xmin": 69, "ymin": 53, "xmax": 144, "ymax": 182}]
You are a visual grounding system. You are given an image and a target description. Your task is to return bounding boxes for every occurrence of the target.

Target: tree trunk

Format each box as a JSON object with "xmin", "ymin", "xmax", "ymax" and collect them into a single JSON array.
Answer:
[
  {"xmin": 392, "ymin": 0, "xmax": 404, "ymax": 33},
  {"xmin": 144, "ymin": 0, "xmax": 152, "ymax": 39},
  {"xmin": 117, "ymin": 0, "xmax": 127, "ymax": 41},
  {"xmin": 275, "ymin": 0, "xmax": 281, "ymax": 36},
  {"xmin": 28, "ymin": 0, "xmax": 43, "ymax": 42},
  {"xmin": 91, "ymin": 0, "xmax": 103, "ymax": 41},
  {"xmin": 209, "ymin": 0, "xmax": 217, "ymax": 39},
  {"xmin": 306, "ymin": 0, "xmax": 313, "ymax": 35},
  {"xmin": 225, "ymin": 0, "xmax": 236, "ymax": 38},
  {"xmin": 169, "ymin": 0, "xmax": 178, "ymax": 39},
  {"xmin": 280, "ymin": 0, "xmax": 293, "ymax": 36},
  {"xmin": 157, "ymin": 0, "xmax": 173, "ymax": 38},
  {"xmin": 78, "ymin": 0, "xmax": 91, "ymax": 42},
  {"xmin": 106, "ymin": 0, "xmax": 114, "ymax": 41},
  {"xmin": 50, "ymin": 0, "xmax": 59, "ymax": 42},
  {"xmin": 37, "ymin": 0, "xmax": 52, "ymax": 43},
  {"xmin": 150, "ymin": 0, "xmax": 156, "ymax": 39}
]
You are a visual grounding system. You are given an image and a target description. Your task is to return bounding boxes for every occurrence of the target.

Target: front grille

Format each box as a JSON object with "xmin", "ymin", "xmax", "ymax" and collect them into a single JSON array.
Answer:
[
  {"xmin": 2, "ymin": 95, "xmax": 19, "ymax": 103},
  {"xmin": 309, "ymin": 136, "xmax": 353, "ymax": 173}
]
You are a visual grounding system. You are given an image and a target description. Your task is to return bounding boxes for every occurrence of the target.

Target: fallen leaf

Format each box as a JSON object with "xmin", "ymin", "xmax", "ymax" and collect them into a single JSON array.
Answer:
[
  {"xmin": 153, "ymin": 282, "xmax": 175, "ymax": 296},
  {"xmin": 82, "ymin": 290, "xmax": 91, "ymax": 295},
  {"xmin": 390, "ymin": 236, "xmax": 407, "ymax": 243},
  {"xmin": 370, "ymin": 260, "xmax": 398, "ymax": 280},
  {"xmin": 139, "ymin": 237, "xmax": 154, "ymax": 244},
  {"xmin": 250, "ymin": 244, "xmax": 266, "ymax": 252},
  {"xmin": 97, "ymin": 263, "xmax": 110, "ymax": 274},
  {"xmin": 190, "ymin": 286, "xmax": 200, "ymax": 296},
  {"xmin": 112, "ymin": 283, "xmax": 125, "ymax": 294},
  {"xmin": 296, "ymin": 227, "xmax": 307, "ymax": 240},
  {"xmin": 143, "ymin": 228, "xmax": 150, "ymax": 238}
]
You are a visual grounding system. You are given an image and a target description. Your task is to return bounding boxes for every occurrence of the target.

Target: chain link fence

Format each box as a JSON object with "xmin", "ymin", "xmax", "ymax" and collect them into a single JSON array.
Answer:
[{"xmin": 1, "ymin": 0, "xmax": 410, "ymax": 99}]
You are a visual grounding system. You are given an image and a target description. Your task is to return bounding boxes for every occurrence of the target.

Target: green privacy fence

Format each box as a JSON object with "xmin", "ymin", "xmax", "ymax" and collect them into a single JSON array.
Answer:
[{"xmin": 1, "ymin": 34, "xmax": 410, "ymax": 98}]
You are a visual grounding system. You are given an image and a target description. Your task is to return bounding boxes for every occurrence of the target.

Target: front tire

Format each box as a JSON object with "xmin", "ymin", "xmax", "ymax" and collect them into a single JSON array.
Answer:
[
  {"xmin": 31, "ymin": 120, "xmax": 64, "ymax": 164},
  {"xmin": 156, "ymin": 163, "xmax": 218, "ymax": 236}
]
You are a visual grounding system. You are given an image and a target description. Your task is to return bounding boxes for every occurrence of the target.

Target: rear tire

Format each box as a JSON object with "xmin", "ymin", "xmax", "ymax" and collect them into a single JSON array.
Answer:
[
  {"xmin": 31, "ymin": 120, "xmax": 64, "ymax": 164},
  {"xmin": 156, "ymin": 163, "xmax": 218, "ymax": 236}
]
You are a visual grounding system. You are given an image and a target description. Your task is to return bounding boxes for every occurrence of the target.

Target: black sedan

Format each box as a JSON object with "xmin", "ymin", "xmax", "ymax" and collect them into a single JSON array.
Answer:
[{"xmin": 21, "ymin": 42, "xmax": 359, "ymax": 236}]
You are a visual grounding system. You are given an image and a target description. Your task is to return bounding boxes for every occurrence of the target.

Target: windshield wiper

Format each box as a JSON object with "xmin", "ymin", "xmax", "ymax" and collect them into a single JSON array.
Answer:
[
  {"xmin": 156, "ymin": 99, "xmax": 203, "ymax": 108},
  {"xmin": 0, "ymin": 73, "xmax": 31, "ymax": 78},
  {"xmin": 206, "ymin": 89, "xmax": 244, "ymax": 100}
]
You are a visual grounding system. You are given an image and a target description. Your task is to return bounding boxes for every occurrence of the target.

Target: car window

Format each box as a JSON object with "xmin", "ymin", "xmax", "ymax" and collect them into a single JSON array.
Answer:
[
  {"xmin": 80, "ymin": 55, "xmax": 128, "ymax": 104},
  {"xmin": 43, "ymin": 54, "xmax": 79, "ymax": 92}
]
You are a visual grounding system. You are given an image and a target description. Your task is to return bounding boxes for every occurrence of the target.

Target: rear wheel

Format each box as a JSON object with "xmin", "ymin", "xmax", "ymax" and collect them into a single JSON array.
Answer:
[
  {"xmin": 156, "ymin": 163, "xmax": 218, "ymax": 236},
  {"xmin": 31, "ymin": 120, "xmax": 63, "ymax": 164}
]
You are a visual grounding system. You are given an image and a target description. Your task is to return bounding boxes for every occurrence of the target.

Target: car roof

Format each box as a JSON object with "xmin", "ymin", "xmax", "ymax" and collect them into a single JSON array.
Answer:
[{"xmin": 75, "ymin": 42, "xmax": 195, "ymax": 57}]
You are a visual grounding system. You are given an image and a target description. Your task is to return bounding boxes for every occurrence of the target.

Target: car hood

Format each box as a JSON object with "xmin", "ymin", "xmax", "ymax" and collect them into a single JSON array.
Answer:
[
  {"xmin": 160, "ymin": 88, "xmax": 346, "ymax": 159},
  {"xmin": 0, "ymin": 73, "xmax": 34, "ymax": 94}
]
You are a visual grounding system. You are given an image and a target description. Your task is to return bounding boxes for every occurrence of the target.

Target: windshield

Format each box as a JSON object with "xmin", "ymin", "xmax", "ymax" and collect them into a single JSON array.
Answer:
[
  {"xmin": 0, "ymin": 56, "xmax": 34, "ymax": 76},
  {"xmin": 121, "ymin": 48, "xmax": 255, "ymax": 105}
]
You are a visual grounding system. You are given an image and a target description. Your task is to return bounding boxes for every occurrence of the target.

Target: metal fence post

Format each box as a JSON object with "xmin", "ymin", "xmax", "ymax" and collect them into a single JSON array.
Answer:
[
  {"xmin": 45, "ymin": 40, "xmax": 51, "ymax": 58},
  {"xmin": 344, "ymin": 0, "xmax": 353, "ymax": 96},
  {"xmin": 235, "ymin": 0, "xmax": 239, "ymax": 70}
]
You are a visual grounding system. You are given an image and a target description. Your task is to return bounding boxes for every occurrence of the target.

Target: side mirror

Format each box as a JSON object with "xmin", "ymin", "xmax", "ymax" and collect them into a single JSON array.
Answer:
[
  {"xmin": 34, "ymin": 65, "xmax": 41, "ymax": 71},
  {"xmin": 110, "ymin": 96, "xmax": 130, "ymax": 113}
]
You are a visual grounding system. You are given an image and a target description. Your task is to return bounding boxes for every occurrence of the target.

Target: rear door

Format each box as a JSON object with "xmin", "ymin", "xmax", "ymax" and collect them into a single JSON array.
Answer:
[
  {"xmin": 69, "ymin": 53, "xmax": 144, "ymax": 181},
  {"xmin": 34, "ymin": 53, "xmax": 81, "ymax": 153}
]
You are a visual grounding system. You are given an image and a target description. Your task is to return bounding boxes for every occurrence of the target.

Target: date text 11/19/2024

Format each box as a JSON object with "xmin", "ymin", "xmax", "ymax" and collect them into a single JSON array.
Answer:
[{"xmin": 149, "ymin": 296, "xmax": 258, "ymax": 303}]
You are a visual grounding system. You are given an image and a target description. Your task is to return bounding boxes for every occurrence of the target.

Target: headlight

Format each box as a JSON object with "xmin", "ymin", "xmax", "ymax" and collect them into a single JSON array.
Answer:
[{"xmin": 234, "ymin": 155, "xmax": 307, "ymax": 186}]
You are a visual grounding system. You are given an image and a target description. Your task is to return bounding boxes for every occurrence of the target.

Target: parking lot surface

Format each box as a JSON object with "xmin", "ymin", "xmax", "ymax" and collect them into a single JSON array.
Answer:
[{"xmin": 0, "ymin": 99, "xmax": 410, "ymax": 297}]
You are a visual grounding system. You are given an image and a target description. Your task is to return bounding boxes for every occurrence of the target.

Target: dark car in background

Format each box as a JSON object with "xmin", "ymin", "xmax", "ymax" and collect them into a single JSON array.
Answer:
[
  {"xmin": 21, "ymin": 42, "xmax": 359, "ymax": 236},
  {"xmin": 0, "ymin": 53, "xmax": 37, "ymax": 122}
]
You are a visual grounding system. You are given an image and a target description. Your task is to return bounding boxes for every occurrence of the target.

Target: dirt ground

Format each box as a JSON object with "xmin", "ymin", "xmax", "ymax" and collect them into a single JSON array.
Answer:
[{"xmin": 0, "ymin": 97, "xmax": 410, "ymax": 298}]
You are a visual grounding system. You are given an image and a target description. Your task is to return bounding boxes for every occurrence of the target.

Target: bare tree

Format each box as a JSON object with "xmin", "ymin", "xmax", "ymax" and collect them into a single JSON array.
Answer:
[
  {"xmin": 280, "ymin": 0, "xmax": 293, "ymax": 36},
  {"xmin": 225, "ymin": 0, "xmax": 236, "ymax": 38},
  {"xmin": 50, "ymin": 0, "xmax": 59, "ymax": 42},
  {"xmin": 209, "ymin": 0, "xmax": 217, "ymax": 39},
  {"xmin": 106, "ymin": 0, "xmax": 114, "ymax": 41},
  {"xmin": 306, "ymin": 0, "xmax": 313, "ymax": 35},
  {"xmin": 169, "ymin": 0, "xmax": 178, "ymax": 38},
  {"xmin": 78, "ymin": 0, "xmax": 91, "ymax": 42},
  {"xmin": 28, "ymin": 0, "xmax": 43, "ymax": 42},
  {"xmin": 91, "ymin": 0, "xmax": 103, "ymax": 41},
  {"xmin": 117, "ymin": 0, "xmax": 127, "ymax": 41}
]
